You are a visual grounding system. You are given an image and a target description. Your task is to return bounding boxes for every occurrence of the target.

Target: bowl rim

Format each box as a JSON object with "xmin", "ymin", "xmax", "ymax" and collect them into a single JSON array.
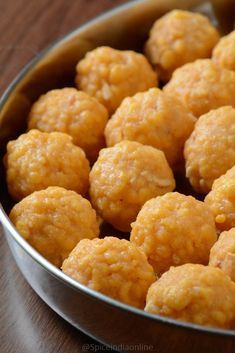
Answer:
[{"xmin": 0, "ymin": 0, "xmax": 235, "ymax": 338}]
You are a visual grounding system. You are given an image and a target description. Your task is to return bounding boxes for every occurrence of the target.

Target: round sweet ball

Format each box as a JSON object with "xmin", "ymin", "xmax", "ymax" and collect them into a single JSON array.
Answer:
[
  {"xmin": 105, "ymin": 88, "xmax": 195, "ymax": 167},
  {"xmin": 209, "ymin": 229, "xmax": 235, "ymax": 281},
  {"xmin": 145, "ymin": 10, "xmax": 219, "ymax": 82},
  {"xmin": 213, "ymin": 30, "xmax": 235, "ymax": 71},
  {"xmin": 205, "ymin": 166, "xmax": 235, "ymax": 231},
  {"xmin": 184, "ymin": 106, "xmax": 235, "ymax": 194},
  {"xmin": 28, "ymin": 88, "xmax": 108, "ymax": 162},
  {"xmin": 10, "ymin": 187, "xmax": 99, "ymax": 267},
  {"xmin": 164, "ymin": 59, "xmax": 235, "ymax": 117},
  {"xmin": 130, "ymin": 192, "xmax": 217, "ymax": 275},
  {"xmin": 5, "ymin": 129, "xmax": 90, "ymax": 200},
  {"xmin": 62, "ymin": 236, "xmax": 156, "ymax": 308},
  {"xmin": 89, "ymin": 141, "xmax": 175, "ymax": 232},
  {"xmin": 75, "ymin": 46, "xmax": 157, "ymax": 114},
  {"xmin": 145, "ymin": 264, "xmax": 235, "ymax": 329}
]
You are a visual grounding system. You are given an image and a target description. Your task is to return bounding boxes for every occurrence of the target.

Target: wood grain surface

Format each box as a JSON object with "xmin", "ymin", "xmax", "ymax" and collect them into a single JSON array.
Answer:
[{"xmin": 0, "ymin": 1, "xmax": 127, "ymax": 352}]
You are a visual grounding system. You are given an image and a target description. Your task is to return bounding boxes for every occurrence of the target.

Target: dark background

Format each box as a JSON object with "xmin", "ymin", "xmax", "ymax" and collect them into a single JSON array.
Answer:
[{"xmin": 0, "ymin": 1, "xmax": 128, "ymax": 352}]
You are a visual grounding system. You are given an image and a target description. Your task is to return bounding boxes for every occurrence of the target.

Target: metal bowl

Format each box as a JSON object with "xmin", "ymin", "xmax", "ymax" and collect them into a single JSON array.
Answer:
[{"xmin": 0, "ymin": 1, "xmax": 235, "ymax": 352}]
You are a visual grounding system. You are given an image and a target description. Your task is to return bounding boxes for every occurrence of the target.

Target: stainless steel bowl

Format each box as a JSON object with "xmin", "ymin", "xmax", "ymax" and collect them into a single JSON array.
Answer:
[{"xmin": 1, "ymin": 1, "xmax": 235, "ymax": 352}]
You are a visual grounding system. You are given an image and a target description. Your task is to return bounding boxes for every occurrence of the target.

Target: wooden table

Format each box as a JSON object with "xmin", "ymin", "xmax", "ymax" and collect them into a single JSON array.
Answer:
[{"xmin": 0, "ymin": 1, "xmax": 127, "ymax": 352}]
